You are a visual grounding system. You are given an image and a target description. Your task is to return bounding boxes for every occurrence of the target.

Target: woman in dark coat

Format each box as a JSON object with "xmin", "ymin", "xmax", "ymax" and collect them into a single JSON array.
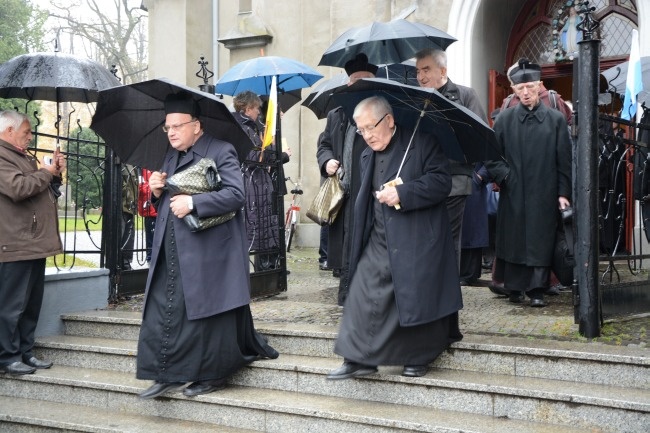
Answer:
[
  {"xmin": 136, "ymin": 93, "xmax": 277, "ymax": 400},
  {"xmin": 233, "ymin": 90, "xmax": 289, "ymax": 270},
  {"xmin": 327, "ymin": 96, "xmax": 463, "ymax": 380}
]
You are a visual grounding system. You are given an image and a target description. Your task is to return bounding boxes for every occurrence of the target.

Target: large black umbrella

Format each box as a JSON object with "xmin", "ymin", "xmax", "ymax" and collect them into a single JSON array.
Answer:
[
  {"xmin": 0, "ymin": 51, "xmax": 121, "ymax": 144},
  {"xmin": 332, "ymin": 78, "xmax": 501, "ymax": 163},
  {"xmin": 601, "ymin": 56, "xmax": 650, "ymax": 105},
  {"xmin": 376, "ymin": 60, "xmax": 418, "ymax": 86},
  {"xmin": 301, "ymin": 72, "xmax": 349, "ymax": 119},
  {"xmin": 90, "ymin": 77, "xmax": 254, "ymax": 170},
  {"xmin": 319, "ymin": 19, "xmax": 457, "ymax": 68},
  {"xmin": 0, "ymin": 51, "xmax": 121, "ymax": 102}
]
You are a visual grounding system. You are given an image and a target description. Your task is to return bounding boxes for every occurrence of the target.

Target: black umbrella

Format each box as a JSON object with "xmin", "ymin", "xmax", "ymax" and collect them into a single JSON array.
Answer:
[
  {"xmin": 319, "ymin": 19, "xmax": 457, "ymax": 68},
  {"xmin": 601, "ymin": 56, "xmax": 650, "ymax": 105},
  {"xmin": 0, "ymin": 51, "xmax": 121, "ymax": 102},
  {"xmin": 90, "ymin": 77, "xmax": 254, "ymax": 170},
  {"xmin": 261, "ymin": 89, "xmax": 302, "ymax": 113},
  {"xmin": 376, "ymin": 60, "xmax": 418, "ymax": 86},
  {"xmin": 332, "ymin": 78, "xmax": 501, "ymax": 163},
  {"xmin": 301, "ymin": 72, "xmax": 349, "ymax": 119},
  {"xmin": 0, "ymin": 51, "xmax": 122, "ymax": 144}
]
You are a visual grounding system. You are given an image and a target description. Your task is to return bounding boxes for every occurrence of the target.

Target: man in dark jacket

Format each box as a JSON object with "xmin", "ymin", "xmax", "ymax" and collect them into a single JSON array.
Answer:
[
  {"xmin": 415, "ymin": 48, "xmax": 488, "ymax": 268},
  {"xmin": 316, "ymin": 53, "xmax": 377, "ymax": 305},
  {"xmin": 0, "ymin": 110, "xmax": 65, "ymax": 376},
  {"xmin": 327, "ymin": 96, "xmax": 462, "ymax": 380},
  {"xmin": 485, "ymin": 59, "xmax": 572, "ymax": 307}
]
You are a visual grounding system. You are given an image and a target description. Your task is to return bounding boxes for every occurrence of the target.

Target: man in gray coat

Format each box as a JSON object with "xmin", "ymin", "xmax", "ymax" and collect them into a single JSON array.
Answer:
[
  {"xmin": 0, "ymin": 110, "xmax": 65, "ymax": 376},
  {"xmin": 415, "ymin": 48, "xmax": 488, "ymax": 267},
  {"xmin": 486, "ymin": 59, "xmax": 571, "ymax": 307}
]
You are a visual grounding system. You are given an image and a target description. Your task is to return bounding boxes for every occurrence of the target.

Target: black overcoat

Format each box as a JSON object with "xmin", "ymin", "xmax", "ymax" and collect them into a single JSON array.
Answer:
[
  {"xmin": 486, "ymin": 102, "xmax": 572, "ymax": 266},
  {"xmin": 144, "ymin": 133, "xmax": 251, "ymax": 320},
  {"xmin": 316, "ymin": 107, "xmax": 366, "ymax": 269},
  {"xmin": 349, "ymin": 126, "xmax": 463, "ymax": 326}
]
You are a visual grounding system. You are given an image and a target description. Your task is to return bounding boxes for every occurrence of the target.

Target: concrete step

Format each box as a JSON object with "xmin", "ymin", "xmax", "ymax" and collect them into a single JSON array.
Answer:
[
  {"xmin": 0, "ymin": 395, "xmax": 254, "ymax": 432},
  {"xmin": 31, "ymin": 334, "xmax": 650, "ymax": 432},
  {"xmin": 0, "ymin": 366, "xmax": 594, "ymax": 433},
  {"xmin": 59, "ymin": 311, "xmax": 650, "ymax": 390}
]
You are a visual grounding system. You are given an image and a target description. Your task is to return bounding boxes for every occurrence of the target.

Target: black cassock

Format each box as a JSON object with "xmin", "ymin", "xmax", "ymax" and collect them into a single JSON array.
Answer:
[
  {"xmin": 335, "ymin": 140, "xmax": 461, "ymax": 366},
  {"xmin": 136, "ymin": 217, "xmax": 278, "ymax": 383}
]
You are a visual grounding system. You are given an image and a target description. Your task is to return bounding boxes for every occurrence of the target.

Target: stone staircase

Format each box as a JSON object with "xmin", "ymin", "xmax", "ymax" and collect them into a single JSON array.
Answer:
[{"xmin": 0, "ymin": 310, "xmax": 648, "ymax": 432}]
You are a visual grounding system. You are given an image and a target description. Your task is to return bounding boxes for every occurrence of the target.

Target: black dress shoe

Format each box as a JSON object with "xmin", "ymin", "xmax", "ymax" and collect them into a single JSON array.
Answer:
[
  {"xmin": 402, "ymin": 365, "xmax": 428, "ymax": 377},
  {"xmin": 545, "ymin": 284, "xmax": 561, "ymax": 296},
  {"xmin": 488, "ymin": 283, "xmax": 509, "ymax": 296},
  {"xmin": 326, "ymin": 362, "xmax": 377, "ymax": 380},
  {"xmin": 0, "ymin": 361, "xmax": 36, "ymax": 376},
  {"xmin": 530, "ymin": 298, "xmax": 548, "ymax": 308},
  {"xmin": 509, "ymin": 291, "xmax": 525, "ymax": 304},
  {"xmin": 23, "ymin": 356, "xmax": 53, "ymax": 369},
  {"xmin": 138, "ymin": 381, "xmax": 185, "ymax": 399},
  {"xmin": 183, "ymin": 379, "xmax": 227, "ymax": 397}
]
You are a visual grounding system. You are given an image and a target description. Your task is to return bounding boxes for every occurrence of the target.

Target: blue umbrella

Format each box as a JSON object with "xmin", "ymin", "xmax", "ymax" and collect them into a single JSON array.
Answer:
[{"xmin": 215, "ymin": 56, "xmax": 323, "ymax": 98}]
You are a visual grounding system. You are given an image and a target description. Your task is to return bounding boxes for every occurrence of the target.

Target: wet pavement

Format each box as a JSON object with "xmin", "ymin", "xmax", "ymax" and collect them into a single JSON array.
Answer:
[{"xmin": 248, "ymin": 247, "xmax": 649, "ymax": 348}]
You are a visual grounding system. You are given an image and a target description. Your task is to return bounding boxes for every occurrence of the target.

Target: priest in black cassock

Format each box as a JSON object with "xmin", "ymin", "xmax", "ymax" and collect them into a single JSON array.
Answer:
[
  {"xmin": 327, "ymin": 96, "xmax": 463, "ymax": 380},
  {"xmin": 136, "ymin": 93, "xmax": 278, "ymax": 399}
]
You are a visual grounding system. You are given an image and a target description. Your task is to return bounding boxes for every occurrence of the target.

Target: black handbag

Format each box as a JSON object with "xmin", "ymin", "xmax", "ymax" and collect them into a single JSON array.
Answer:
[
  {"xmin": 165, "ymin": 158, "xmax": 236, "ymax": 232},
  {"xmin": 552, "ymin": 206, "xmax": 575, "ymax": 286}
]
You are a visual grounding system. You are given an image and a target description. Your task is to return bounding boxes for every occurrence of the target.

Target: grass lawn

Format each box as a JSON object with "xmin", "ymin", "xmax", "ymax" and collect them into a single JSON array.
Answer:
[
  {"xmin": 58, "ymin": 215, "xmax": 145, "ymax": 232},
  {"xmin": 47, "ymin": 254, "xmax": 97, "ymax": 268}
]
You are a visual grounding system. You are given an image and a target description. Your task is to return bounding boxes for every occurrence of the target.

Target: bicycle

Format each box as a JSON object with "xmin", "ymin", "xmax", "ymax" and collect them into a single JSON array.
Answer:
[{"xmin": 284, "ymin": 177, "xmax": 303, "ymax": 252}]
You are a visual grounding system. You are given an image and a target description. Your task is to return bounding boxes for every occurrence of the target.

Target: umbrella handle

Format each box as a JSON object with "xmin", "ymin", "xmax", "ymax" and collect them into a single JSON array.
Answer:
[{"xmin": 395, "ymin": 102, "xmax": 428, "ymax": 179}]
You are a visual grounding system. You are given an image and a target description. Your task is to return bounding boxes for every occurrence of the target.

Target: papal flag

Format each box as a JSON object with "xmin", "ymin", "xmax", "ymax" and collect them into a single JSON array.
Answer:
[
  {"xmin": 621, "ymin": 29, "xmax": 643, "ymax": 120},
  {"xmin": 262, "ymin": 75, "xmax": 277, "ymax": 149}
]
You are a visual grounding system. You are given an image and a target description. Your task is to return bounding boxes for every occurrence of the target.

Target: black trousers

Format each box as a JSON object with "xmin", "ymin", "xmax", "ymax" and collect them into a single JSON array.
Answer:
[
  {"xmin": 0, "ymin": 259, "xmax": 46, "ymax": 366},
  {"xmin": 446, "ymin": 194, "xmax": 467, "ymax": 269}
]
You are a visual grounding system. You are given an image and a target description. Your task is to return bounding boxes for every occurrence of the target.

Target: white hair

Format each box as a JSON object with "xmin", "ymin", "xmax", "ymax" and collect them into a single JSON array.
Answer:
[
  {"xmin": 0, "ymin": 110, "xmax": 29, "ymax": 134},
  {"xmin": 353, "ymin": 96, "xmax": 393, "ymax": 122}
]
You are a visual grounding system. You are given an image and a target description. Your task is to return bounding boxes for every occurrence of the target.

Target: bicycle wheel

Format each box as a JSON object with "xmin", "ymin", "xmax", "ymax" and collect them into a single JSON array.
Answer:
[{"xmin": 285, "ymin": 220, "xmax": 295, "ymax": 252}]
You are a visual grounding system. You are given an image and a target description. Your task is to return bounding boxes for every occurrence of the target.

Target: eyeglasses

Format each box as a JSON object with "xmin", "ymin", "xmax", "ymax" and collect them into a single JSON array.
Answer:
[
  {"xmin": 356, "ymin": 113, "xmax": 388, "ymax": 136},
  {"xmin": 162, "ymin": 119, "xmax": 197, "ymax": 133}
]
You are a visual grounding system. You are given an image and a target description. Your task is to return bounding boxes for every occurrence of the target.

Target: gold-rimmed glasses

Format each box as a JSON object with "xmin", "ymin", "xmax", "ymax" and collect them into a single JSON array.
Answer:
[
  {"xmin": 356, "ymin": 113, "xmax": 388, "ymax": 136},
  {"xmin": 162, "ymin": 119, "xmax": 197, "ymax": 133}
]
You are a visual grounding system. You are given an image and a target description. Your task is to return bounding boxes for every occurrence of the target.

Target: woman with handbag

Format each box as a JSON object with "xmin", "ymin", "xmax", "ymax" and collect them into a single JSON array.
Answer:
[{"xmin": 136, "ymin": 92, "xmax": 278, "ymax": 400}]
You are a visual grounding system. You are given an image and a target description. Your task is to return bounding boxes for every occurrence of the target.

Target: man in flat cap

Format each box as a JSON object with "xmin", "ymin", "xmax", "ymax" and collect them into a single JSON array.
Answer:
[
  {"xmin": 485, "ymin": 59, "xmax": 572, "ymax": 308},
  {"xmin": 136, "ymin": 92, "xmax": 277, "ymax": 400},
  {"xmin": 317, "ymin": 53, "xmax": 378, "ymax": 305}
]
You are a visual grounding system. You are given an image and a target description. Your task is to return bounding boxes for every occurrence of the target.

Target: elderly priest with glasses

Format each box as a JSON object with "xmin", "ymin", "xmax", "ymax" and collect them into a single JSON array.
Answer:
[
  {"xmin": 327, "ymin": 95, "xmax": 463, "ymax": 380},
  {"xmin": 136, "ymin": 93, "xmax": 278, "ymax": 399}
]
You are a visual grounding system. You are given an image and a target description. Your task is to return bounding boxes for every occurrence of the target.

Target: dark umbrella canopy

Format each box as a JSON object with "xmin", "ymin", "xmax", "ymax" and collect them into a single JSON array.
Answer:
[
  {"xmin": 90, "ymin": 77, "xmax": 254, "ymax": 170},
  {"xmin": 601, "ymin": 56, "xmax": 650, "ymax": 105},
  {"xmin": 376, "ymin": 60, "xmax": 418, "ymax": 86},
  {"xmin": 319, "ymin": 19, "xmax": 457, "ymax": 68},
  {"xmin": 0, "ymin": 51, "xmax": 121, "ymax": 103},
  {"xmin": 261, "ymin": 89, "xmax": 302, "ymax": 113},
  {"xmin": 332, "ymin": 78, "xmax": 501, "ymax": 163},
  {"xmin": 215, "ymin": 56, "xmax": 323, "ymax": 96},
  {"xmin": 301, "ymin": 72, "xmax": 349, "ymax": 119}
]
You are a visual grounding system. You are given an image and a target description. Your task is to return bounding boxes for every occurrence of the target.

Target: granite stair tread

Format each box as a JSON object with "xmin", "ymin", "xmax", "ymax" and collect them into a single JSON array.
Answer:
[
  {"xmin": 1, "ymin": 367, "xmax": 593, "ymax": 433},
  {"xmin": 0, "ymin": 395, "xmax": 256, "ymax": 432},
  {"xmin": 62, "ymin": 311, "xmax": 650, "ymax": 364},
  {"xmin": 33, "ymin": 334, "xmax": 650, "ymax": 412}
]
